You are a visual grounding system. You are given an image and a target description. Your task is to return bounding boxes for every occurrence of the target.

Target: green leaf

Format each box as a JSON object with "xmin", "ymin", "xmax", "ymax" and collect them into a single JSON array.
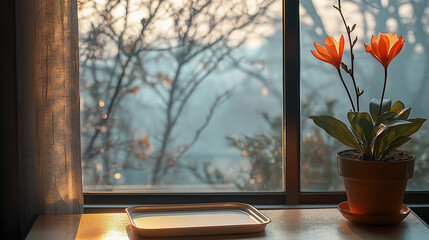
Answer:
[
  {"xmin": 396, "ymin": 107, "xmax": 411, "ymax": 120},
  {"xmin": 381, "ymin": 136, "xmax": 411, "ymax": 157},
  {"xmin": 309, "ymin": 116, "xmax": 360, "ymax": 150},
  {"xmin": 358, "ymin": 117, "xmax": 374, "ymax": 153},
  {"xmin": 371, "ymin": 119, "xmax": 412, "ymax": 160},
  {"xmin": 374, "ymin": 118, "xmax": 426, "ymax": 160},
  {"xmin": 383, "ymin": 118, "xmax": 426, "ymax": 143},
  {"xmin": 390, "ymin": 101, "xmax": 405, "ymax": 114},
  {"xmin": 347, "ymin": 112, "xmax": 360, "ymax": 136},
  {"xmin": 347, "ymin": 112, "xmax": 364, "ymax": 150},
  {"xmin": 375, "ymin": 111, "xmax": 397, "ymax": 127},
  {"xmin": 375, "ymin": 119, "xmax": 411, "ymax": 137},
  {"xmin": 347, "ymin": 112, "xmax": 373, "ymax": 149},
  {"xmin": 370, "ymin": 98, "xmax": 391, "ymax": 122}
]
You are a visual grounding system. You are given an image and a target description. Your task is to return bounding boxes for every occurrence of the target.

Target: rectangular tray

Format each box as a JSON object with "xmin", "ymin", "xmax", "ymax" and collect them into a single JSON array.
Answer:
[{"xmin": 126, "ymin": 202, "xmax": 271, "ymax": 237}]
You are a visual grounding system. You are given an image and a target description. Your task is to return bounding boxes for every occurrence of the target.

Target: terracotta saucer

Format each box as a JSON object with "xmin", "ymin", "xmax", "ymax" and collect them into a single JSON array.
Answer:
[{"xmin": 337, "ymin": 201, "xmax": 410, "ymax": 225}]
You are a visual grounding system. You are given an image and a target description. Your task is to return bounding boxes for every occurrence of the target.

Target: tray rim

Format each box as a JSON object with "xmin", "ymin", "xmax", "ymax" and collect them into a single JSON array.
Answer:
[{"xmin": 125, "ymin": 202, "xmax": 271, "ymax": 236}]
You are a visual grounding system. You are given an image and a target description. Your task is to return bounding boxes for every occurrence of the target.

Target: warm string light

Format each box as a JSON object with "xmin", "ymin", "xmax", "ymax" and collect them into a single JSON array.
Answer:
[
  {"xmin": 261, "ymin": 87, "xmax": 269, "ymax": 96},
  {"xmin": 98, "ymin": 99, "xmax": 105, "ymax": 107}
]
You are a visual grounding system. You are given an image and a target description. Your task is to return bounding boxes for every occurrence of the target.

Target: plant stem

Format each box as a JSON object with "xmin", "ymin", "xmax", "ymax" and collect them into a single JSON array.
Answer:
[
  {"xmin": 337, "ymin": 68, "xmax": 356, "ymax": 112},
  {"xmin": 378, "ymin": 67, "xmax": 388, "ymax": 116},
  {"xmin": 336, "ymin": 0, "xmax": 360, "ymax": 111}
]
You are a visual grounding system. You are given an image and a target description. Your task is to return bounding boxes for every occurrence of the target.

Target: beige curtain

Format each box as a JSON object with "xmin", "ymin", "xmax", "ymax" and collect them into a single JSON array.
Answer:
[{"xmin": 15, "ymin": 0, "xmax": 83, "ymax": 235}]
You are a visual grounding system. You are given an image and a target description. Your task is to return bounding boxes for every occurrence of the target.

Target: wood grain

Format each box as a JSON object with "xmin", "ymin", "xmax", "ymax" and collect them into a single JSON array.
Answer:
[{"xmin": 26, "ymin": 209, "xmax": 429, "ymax": 240}]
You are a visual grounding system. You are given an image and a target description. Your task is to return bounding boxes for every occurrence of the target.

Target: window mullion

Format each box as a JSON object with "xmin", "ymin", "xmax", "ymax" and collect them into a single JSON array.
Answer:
[{"xmin": 284, "ymin": 0, "xmax": 301, "ymax": 205}]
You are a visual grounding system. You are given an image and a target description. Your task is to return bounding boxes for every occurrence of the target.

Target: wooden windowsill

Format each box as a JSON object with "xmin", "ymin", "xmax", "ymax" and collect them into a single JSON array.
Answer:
[{"xmin": 26, "ymin": 208, "xmax": 429, "ymax": 239}]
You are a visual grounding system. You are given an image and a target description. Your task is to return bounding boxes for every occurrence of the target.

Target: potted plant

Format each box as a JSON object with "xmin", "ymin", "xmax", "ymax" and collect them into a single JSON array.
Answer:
[{"xmin": 309, "ymin": 0, "xmax": 426, "ymax": 220}]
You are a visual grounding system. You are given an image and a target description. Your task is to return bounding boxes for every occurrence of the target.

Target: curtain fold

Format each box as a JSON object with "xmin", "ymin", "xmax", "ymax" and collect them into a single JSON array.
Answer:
[{"xmin": 15, "ymin": 0, "xmax": 83, "ymax": 235}]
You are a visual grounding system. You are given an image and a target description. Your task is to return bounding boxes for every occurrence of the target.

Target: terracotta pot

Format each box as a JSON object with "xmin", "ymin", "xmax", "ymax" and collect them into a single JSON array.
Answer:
[{"xmin": 337, "ymin": 150, "xmax": 415, "ymax": 216}]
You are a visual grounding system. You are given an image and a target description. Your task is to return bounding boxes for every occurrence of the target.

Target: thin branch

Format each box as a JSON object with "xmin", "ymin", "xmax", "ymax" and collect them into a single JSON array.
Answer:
[
  {"xmin": 178, "ymin": 90, "xmax": 232, "ymax": 162},
  {"xmin": 227, "ymin": 55, "xmax": 282, "ymax": 101},
  {"xmin": 83, "ymin": 55, "xmax": 133, "ymax": 158},
  {"xmin": 160, "ymin": 90, "xmax": 233, "ymax": 178},
  {"xmin": 337, "ymin": 68, "xmax": 356, "ymax": 112},
  {"xmin": 335, "ymin": 0, "xmax": 361, "ymax": 111}
]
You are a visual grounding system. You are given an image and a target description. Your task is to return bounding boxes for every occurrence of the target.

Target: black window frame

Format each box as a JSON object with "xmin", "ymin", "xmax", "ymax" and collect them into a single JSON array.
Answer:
[{"xmin": 83, "ymin": 0, "xmax": 429, "ymax": 208}]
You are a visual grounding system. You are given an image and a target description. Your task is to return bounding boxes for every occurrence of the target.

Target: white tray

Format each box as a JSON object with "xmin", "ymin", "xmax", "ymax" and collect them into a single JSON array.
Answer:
[{"xmin": 126, "ymin": 202, "xmax": 271, "ymax": 237}]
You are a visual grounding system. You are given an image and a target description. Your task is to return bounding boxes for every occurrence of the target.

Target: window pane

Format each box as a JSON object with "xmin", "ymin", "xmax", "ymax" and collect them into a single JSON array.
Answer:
[
  {"xmin": 79, "ymin": 0, "xmax": 283, "ymax": 192},
  {"xmin": 300, "ymin": 0, "xmax": 429, "ymax": 191}
]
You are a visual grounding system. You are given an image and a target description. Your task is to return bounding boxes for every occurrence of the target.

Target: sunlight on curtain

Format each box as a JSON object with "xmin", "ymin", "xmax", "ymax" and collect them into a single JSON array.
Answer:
[{"xmin": 15, "ymin": 0, "xmax": 83, "ymax": 233}]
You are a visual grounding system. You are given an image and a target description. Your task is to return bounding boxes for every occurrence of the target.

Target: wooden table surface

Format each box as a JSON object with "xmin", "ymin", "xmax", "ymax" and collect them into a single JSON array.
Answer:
[{"xmin": 26, "ymin": 209, "xmax": 429, "ymax": 240}]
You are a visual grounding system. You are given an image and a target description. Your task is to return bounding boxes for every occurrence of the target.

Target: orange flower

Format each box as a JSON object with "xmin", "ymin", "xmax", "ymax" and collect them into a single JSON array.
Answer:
[
  {"xmin": 311, "ymin": 35, "xmax": 345, "ymax": 69},
  {"xmin": 364, "ymin": 32, "xmax": 405, "ymax": 68}
]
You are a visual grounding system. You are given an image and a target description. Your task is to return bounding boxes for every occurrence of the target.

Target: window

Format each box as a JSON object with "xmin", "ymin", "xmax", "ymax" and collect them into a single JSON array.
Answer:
[
  {"xmin": 79, "ymin": 0, "xmax": 429, "ymax": 205},
  {"xmin": 79, "ymin": 0, "xmax": 284, "ymax": 194}
]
